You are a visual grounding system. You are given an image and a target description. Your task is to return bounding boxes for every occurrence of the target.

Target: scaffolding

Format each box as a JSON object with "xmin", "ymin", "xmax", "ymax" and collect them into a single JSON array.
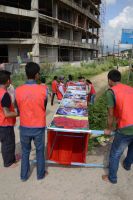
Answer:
[{"xmin": 99, "ymin": 0, "xmax": 106, "ymax": 57}]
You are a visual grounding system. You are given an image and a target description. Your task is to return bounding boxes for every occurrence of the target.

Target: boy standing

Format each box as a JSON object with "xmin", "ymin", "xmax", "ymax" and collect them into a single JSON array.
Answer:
[
  {"xmin": 0, "ymin": 70, "xmax": 17, "ymax": 167},
  {"xmin": 15, "ymin": 62, "xmax": 47, "ymax": 181}
]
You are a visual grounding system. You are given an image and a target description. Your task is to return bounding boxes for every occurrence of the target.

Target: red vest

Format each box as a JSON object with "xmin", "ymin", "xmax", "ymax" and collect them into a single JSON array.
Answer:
[
  {"xmin": 111, "ymin": 83, "xmax": 133, "ymax": 128},
  {"xmin": 0, "ymin": 88, "xmax": 16, "ymax": 126},
  {"xmin": 90, "ymin": 84, "xmax": 96, "ymax": 95},
  {"xmin": 66, "ymin": 81, "xmax": 76, "ymax": 88},
  {"xmin": 16, "ymin": 84, "xmax": 47, "ymax": 127},
  {"xmin": 56, "ymin": 83, "xmax": 66, "ymax": 100},
  {"xmin": 52, "ymin": 80, "xmax": 58, "ymax": 93}
]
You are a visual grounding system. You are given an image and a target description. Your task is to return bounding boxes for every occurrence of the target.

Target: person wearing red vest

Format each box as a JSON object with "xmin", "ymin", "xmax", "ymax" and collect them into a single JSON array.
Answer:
[
  {"xmin": 15, "ymin": 62, "xmax": 47, "ymax": 181},
  {"xmin": 102, "ymin": 69, "xmax": 133, "ymax": 184},
  {"xmin": 66, "ymin": 74, "xmax": 75, "ymax": 88},
  {"xmin": 56, "ymin": 76, "xmax": 66, "ymax": 102},
  {"xmin": 51, "ymin": 76, "xmax": 58, "ymax": 106},
  {"xmin": 86, "ymin": 79, "xmax": 96, "ymax": 105},
  {"xmin": 0, "ymin": 70, "xmax": 17, "ymax": 168}
]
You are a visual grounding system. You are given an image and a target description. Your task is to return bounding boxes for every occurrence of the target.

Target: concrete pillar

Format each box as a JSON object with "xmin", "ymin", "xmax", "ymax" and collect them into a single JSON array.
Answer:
[
  {"xmin": 52, "ymin": 0, "xmax": 58, "ymax": 18},
  {"xmin": 92, "ymin": 37, "xmax": 94, "ymax": 44},
  {"xmin": 81, "ymin": 0, "xmax": 83, "ymax": 8},
  {"xmin": 91, "ymin": 51, "xmax": 94, "ymax": 60},
  {"xmin": 84, "ymin": 17, "xmax": 87, "ymax": 30},
  {"xmin": 71, "ymin": 10, "xmax": 74, "ymax": 24},
  {"xmin": 80, "ymin": 49, "xmax": 83, "ymax": 61},
  {"xmin": 97, "ymin": 28, "xmax": 99, "ymax": 35},
  {"xmin": 52, "ymin": 0, "xmax": 58, "ymax": 39},
  {"xmin": 75, "ymin": 13, "xmax": 78, "ymax": 26},
  {"xmin": 86, "ymin": 34, "xmax": 89, "ymax": 44},
  {"xmin": 70, "ymin": 29, "xmax": 73, "ymax": 41},
  {"xmin": 88, "ymin": 5, "xmax": 90, "ymax": 13},
  {"xmin": 92, "ymin": 27, "xmax": 94, "ymax": 44},
  {"xmin": 70, "ymin": 49, "xmax": 73, "ymax": 61},
  {"xmin": 31, "ymin": 0, "xmax": 40, "ymax": 63},
  {"xmin": 53, "ymin": 24, "xmax": 58, "ymax": 39}
]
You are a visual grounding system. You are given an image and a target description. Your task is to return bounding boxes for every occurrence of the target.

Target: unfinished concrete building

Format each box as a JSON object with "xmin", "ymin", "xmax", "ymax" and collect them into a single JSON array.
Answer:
[{"xmin": 0, "ymin": 0, "xmax": 101, "ymax": 64}]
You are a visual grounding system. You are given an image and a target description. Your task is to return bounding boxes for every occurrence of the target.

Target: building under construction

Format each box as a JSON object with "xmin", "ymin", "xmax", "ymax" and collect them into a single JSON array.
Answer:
[{"xmin": 0, "ymin": 0, "xmax": 101, "ymax": 64}]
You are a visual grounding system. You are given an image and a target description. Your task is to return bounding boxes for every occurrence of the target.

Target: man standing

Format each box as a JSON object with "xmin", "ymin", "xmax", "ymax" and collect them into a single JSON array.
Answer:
[
  {"xmin": 16, "ymin": 62, "xmax": 47, "ymax": 181},
  {"xmin": 102, "ymin": 69, "xmax": 133, "ymax": 184},
  {"xmin": 0, "ymin": 70, "xmax": 17, "ymax": 168},
  {"xmin": 51, "ymin": 76, "xmax": 58, "ymax": 106}
]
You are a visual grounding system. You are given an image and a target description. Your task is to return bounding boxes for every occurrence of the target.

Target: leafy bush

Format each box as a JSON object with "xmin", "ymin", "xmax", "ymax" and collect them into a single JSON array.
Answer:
[{"xmin": 89, "ymin": 93, "xmax": 107, "ymax": 130}]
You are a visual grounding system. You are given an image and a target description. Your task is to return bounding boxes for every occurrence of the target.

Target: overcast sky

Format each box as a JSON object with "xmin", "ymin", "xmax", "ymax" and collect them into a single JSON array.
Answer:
[{"xmin": 104, "ymin": 0, "xmax": 133, "ymax": 51}]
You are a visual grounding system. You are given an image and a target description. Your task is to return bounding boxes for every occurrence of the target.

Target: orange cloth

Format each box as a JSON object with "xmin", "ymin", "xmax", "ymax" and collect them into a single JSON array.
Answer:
[
  {"xmin": 90, "ymin": 84, "xmax": 96, "ymax": 95},
  {"xmin": 111, "ymin": 83, "xmax": 133, "ymax": 128},
  {"xmin": 47, "ymin": 130, "xmax": 89, "ymax": 165},
  {"xmin": 16, "ymin": 84, "xmax": 47, "ymax": 127},
  {"xmin": 52, "ymin": 80, "xmax": 58, "ymax": 93}
]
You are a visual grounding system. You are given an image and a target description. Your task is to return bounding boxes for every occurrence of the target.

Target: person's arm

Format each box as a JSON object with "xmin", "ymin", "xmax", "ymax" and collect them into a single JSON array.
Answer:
[
  {"xmin": 44, "ymin": 89, "xmax": 48, "ymax": 109},
  {"xmin": 1, "ymin": 93, "xmax": 17, "ymax": 118},
  {"xmin": 104, "ymin": 90, "xmax": 115, "ymax": 135},
  {"xmin": 104, "ymin": 107, "xmax": 114, "ymax": 135},
  {"xmin": 3, "ymin": 107, "xmax": 17, "ymax": 118},
  {"xmin": 44, "ymin": 97, "xmax": 48, "ymax": 109}
]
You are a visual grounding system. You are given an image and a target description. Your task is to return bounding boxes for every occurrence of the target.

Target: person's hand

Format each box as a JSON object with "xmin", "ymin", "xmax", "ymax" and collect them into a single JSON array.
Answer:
[{"xmin": 104, "ymin": 129, "xmax": 112, "ymax": 135}]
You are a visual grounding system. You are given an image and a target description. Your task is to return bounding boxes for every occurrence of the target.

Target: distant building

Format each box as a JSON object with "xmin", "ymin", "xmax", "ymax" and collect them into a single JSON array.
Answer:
[{"xmin": 0, "ymin": 0, "xmax": 101, "ymax": 64}]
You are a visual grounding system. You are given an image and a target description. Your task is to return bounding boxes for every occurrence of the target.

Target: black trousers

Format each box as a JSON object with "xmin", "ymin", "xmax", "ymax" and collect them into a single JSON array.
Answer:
[
  {"xmin": 0, "ymin": 126, "xmax": 16, "ymax": 167},
  {"xmin": 51, "ymin": 93, "xmax": 56, "ymax": 105}
]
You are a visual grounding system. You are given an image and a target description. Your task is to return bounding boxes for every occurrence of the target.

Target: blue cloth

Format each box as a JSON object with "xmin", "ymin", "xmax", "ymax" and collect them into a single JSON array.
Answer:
[
  {"xmin": 20, "ymin": 127, "xmax": 45, "ymax": 180},
  {"xmin": 108, "ymin": 130, "xmax": 133, "ymax": 183},
  {"xmin": 25, "ymin": 80, "xmax": 37, "ymax": 84}
]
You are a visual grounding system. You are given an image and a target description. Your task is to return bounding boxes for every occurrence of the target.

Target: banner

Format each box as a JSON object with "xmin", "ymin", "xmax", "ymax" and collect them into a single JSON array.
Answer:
[
  {"xmin": 48, "ymin": 83, "xmax": 89, "ymax": 132},
  {"xmin": 121, "ymin": 29, "xmax": 133, "ymax": 44}
]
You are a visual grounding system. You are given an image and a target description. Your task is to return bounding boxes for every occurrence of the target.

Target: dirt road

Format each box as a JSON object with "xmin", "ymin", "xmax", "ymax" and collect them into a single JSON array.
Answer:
[{"xmin": 0, "ymin": 66, "xmax": 132, "ymax": 200}]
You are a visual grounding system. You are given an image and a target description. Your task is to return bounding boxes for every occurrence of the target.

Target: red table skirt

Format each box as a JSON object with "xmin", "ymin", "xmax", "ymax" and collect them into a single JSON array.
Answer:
[{"xmin": 47, "ymin": 130, "xmax": 89, "ymax": 165}]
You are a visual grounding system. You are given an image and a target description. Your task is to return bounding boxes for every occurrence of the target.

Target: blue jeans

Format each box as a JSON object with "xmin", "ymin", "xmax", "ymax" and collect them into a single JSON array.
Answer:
[
  {"xmin": 108, "ymin": 131, "xmax": 133, "ymax": 183},
  {"xmin": 20, "ymin": 127, "xmax": 45, "ymax": 180},
  {"xmin": 90, "ymin": 94, "xmax": 96, "ymax": 104}
]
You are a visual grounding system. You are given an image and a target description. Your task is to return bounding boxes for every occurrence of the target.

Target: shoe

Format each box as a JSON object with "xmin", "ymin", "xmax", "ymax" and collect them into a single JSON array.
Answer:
[
  {"xmin": 123, "ymin": 160, "xmax": 131, "ymax": 171},
  {"xmin": 21, "ymin": 178, "xmax": 28, "ymax": 182},
  {"xmin": 37, "ymin": 171, "xmax": 48, "ymax": 180},
  {"xmin": 102, "ymin": 175, "xmax": 117, "ymax": 184}
]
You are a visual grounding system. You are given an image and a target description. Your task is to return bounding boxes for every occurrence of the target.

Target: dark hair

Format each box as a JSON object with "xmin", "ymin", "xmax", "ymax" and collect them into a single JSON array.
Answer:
[
  {"xmin": 68, "ymin": 74, "xmax": 73, "ymax": 81},
  {"xmin": 53, "ymin": 76, "xmax": 57, "ymax": 80},
  {"xmin": 78, "ymin": 76, "xmax": 82, "ymax": 80},
  {"xmin": 59, "ymin": 76, "xmax": 64, "ymax": 81},
  {"xmin": 86, "ymin": 79, "xmax": 92, "ymax": 84},
  {"xmin": 40, "ymin": 75, "xmax": 46, "ymax": 83},
  {"xmin": 108, "ymin": 69, "xmax": 121, "ymax": 82},
  {"xmin": 0, "ymin": 70, "xmax": 11, "ymax": 84},
  {"xmin": 25, "ymin": 62, "xmax": 40, "ymax": 79}
]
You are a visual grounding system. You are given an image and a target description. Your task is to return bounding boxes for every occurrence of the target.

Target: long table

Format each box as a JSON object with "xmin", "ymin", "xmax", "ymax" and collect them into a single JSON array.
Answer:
[{"xmin": 47, "ymin": 83, "xmax": 105, "ymax": 167}]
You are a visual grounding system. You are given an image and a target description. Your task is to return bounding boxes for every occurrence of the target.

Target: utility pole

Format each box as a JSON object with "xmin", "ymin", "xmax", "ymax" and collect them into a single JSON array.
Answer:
[{"xmin": 113, "ymin": 40, "xmax": 115, "ymax": 65}]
